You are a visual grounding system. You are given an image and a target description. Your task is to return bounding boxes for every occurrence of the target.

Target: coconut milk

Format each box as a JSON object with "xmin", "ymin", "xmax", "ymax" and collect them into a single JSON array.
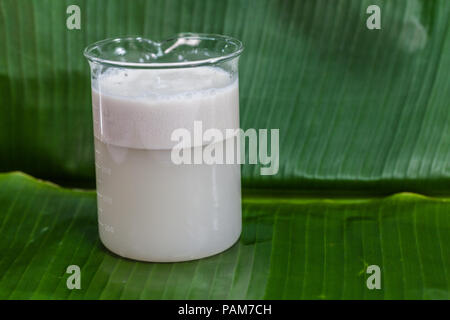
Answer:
[{"xmin": 91, "ymin": 67, "xmax": 241, "ymax": 262}]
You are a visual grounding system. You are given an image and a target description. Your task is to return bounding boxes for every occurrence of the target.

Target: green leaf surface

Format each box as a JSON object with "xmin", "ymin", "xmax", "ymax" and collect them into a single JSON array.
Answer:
[
  {"xmin": 0, "ymin": 0, "xmax": 449, "ymax": 192},
  {"xmin": 1, "ymin": 172, "xmax": 448, "ymax": 299}
]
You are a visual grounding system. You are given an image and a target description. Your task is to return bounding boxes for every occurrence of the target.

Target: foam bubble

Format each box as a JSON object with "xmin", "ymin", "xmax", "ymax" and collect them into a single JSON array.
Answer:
[{"xmin": 92, "ymin": 67, "xmax": 239, "ymax": 150}]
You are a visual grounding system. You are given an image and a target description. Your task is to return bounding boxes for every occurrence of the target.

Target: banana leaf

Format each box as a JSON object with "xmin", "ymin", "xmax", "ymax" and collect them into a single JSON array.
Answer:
[
  {"xmin": 0, "ymin": 0, "xmax": 449, "ymax": 193},
  {"xmin": 0, "ymin": 172, "xmax": 448, "ymax": 299},
  {"xmin": 0, "ymin": 0, "xmax": 449, "ymax": 301}
]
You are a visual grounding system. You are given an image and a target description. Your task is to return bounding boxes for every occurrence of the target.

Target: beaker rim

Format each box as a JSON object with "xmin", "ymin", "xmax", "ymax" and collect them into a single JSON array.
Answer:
[{"xmin": 83, "ymin": 33, "xmax": 244, "ymax": 69}]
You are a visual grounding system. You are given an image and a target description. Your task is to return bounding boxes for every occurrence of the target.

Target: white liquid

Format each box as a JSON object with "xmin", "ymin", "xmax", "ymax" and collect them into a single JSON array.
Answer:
[{"xmin": 92, "ymin": 67, "xmax": 242, "ymax": 262}]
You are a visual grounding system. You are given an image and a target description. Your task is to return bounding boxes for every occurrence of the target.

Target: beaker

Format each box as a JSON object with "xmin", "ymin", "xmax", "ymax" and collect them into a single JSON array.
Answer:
[{"xmin": 84, "ymin": 33, "xmax": 244, "ymax": 262}]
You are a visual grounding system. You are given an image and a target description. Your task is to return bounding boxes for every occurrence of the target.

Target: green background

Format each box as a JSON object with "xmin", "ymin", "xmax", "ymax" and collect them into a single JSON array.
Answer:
[
  {"xmin": 0, "ymin": 0, "xmax": 449, "ymax": 299},
  {"xmin": 1, "ymin": 172, "xmax": 449, "ymax": 299},
  {"xmin": 1, "ymin": 0, "xmax": 448, "ymax": 192}
]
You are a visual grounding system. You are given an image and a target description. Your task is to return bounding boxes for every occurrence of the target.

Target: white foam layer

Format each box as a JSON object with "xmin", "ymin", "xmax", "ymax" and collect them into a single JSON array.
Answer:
[{"xmin": 92, "ymin": 67, "xmax": 240, "ymax": 150}]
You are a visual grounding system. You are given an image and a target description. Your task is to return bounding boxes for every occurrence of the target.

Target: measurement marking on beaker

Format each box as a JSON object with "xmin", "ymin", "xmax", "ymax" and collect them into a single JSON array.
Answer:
[
  {"xmin": 98, "ymin": 220, "xmax": 114, "ymax": 233},
  {"xmin": 94, "ymin": 161, "xmax": 111, "ymax": 175},
  {"xmin": 104, "ymin": 196, "xmax": 112, "ymax": 204},
  {"xmin": 97, "ymin": 192, "xmax": 113, "ymax": 205}
]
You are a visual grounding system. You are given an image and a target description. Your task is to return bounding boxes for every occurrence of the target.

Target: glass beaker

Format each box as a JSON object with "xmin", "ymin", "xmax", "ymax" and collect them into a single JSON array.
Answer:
[{"xmin": 84, "ymin": 34, "xmax": 244, "ymax": 262}]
